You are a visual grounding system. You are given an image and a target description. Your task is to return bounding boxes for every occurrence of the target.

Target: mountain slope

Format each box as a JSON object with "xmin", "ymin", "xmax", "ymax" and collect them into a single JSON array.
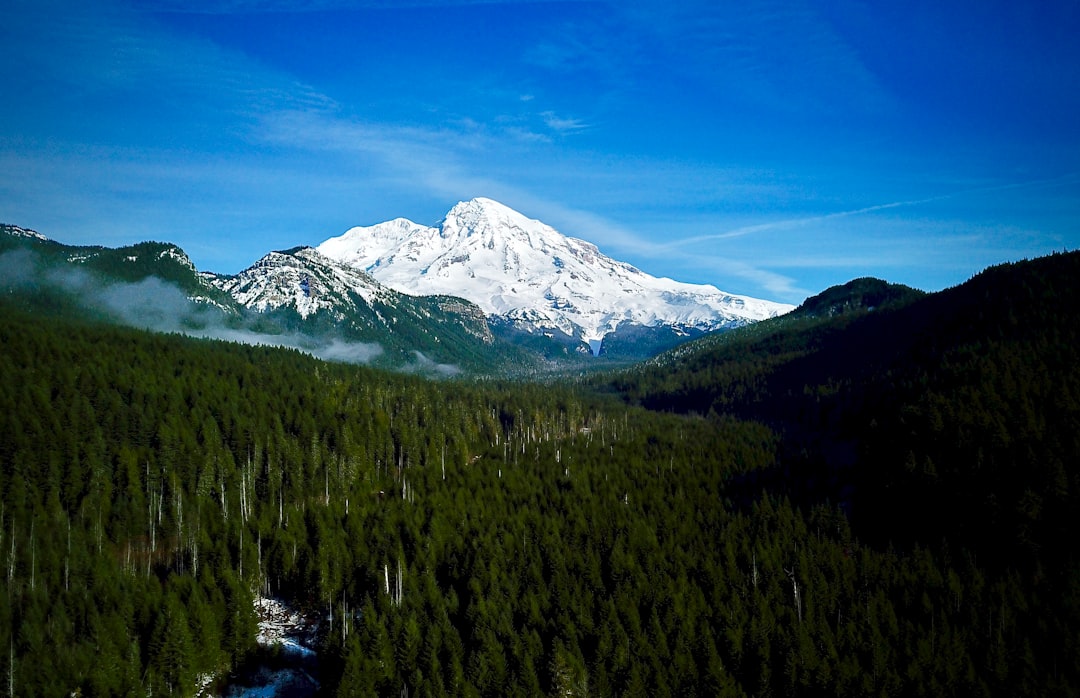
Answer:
[
  {"xmin": 204, "ymin": 245, "xmax": 519, "ymax": 372},
  {"xmin": 1, "ymin": 224, "xmax": 236, "ymax": 316},
  {"xmin": 317, "ymin": 197, "xmax": 793, "ymax": 355},
  {"xmin": 1, "ymin": 226, "xmax": 521, "ymax": 374},
  {"xmin": 604, "ymin": 253, "xmax": 1080, "ymax": 568}
]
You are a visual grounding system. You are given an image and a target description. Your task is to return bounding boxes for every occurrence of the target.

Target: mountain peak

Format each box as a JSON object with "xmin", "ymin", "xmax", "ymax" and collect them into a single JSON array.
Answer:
[
  {"xmin": 449, "ymin": 196, "xmax": 507, "ymax": 213},
  {"xmin": 444, "ymin": 197, "xmax": 529, "ymax": 225},
  {"xmin": 439, "ymin": 197, "xmax": 567, "ymax": 252},
  {"xmin": 318, "ymin": 199, "xmax": 794, "ymax": 351}
]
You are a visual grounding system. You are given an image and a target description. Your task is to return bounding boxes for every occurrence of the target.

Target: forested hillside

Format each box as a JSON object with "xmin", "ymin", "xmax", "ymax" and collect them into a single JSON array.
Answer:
[
  {"xmin": 605, "ymin": 252, "xmax": 1080, "ymax": 556},
  {"xmin": 2, "ymin": 253, "xmax": 1079, "ymax": 696},
  {"xmin": 0, "ymin": 229, "xmax": 541, "ymax": 375}
]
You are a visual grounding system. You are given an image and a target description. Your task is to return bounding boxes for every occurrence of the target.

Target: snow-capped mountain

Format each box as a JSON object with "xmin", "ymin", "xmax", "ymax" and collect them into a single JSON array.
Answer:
[
  {"xmin": 205, "ymin": 245, "xmax": 493, "ymax": 345},
  {"xmin": 206, "ymin": 246, "xmax": 385, "ymax": 320},
  {"xmin": 318, "ymin": 198, "xmax": 793, "ymax": 354}
]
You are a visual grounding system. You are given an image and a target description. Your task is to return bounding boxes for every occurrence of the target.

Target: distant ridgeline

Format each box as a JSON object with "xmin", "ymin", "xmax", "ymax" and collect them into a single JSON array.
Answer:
[{"xmin": 1, "ymin": 234, "xmax": 1079, "ymax": 694}]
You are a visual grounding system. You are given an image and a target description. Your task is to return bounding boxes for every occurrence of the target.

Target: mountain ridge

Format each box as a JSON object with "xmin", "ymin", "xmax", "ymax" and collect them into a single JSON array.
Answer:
[
  {"xmin": 317, "ymin": 197, "xmax": 794, "ymax": 354},
  {"xmin": 0, "ymin": 228, "xmax": 512, "ymax": 374}
]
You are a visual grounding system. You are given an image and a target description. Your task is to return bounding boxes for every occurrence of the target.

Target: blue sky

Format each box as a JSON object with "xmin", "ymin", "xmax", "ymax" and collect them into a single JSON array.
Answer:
[{"xmin": 2, "ymin": 0, "xmax": 1078, "ymax": 304}]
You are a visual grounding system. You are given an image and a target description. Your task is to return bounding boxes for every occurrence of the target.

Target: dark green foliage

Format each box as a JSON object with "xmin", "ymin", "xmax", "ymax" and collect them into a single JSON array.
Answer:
[
  {"xmin": 792, "ymin": 276, "xmax": 925, "ymax": 319},
  {"xmin": 606, "ymin": 252, "xmax": 1080, "ymax": 558},
  {"xmin": 1, "ymin": 251, "xmax": 1078, "ymax": 695}
]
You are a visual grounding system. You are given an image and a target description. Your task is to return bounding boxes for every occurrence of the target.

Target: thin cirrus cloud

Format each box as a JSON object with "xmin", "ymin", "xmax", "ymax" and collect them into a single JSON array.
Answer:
[
  {"xmin": 665, "ymin": 199, "xmax": 949, "ymax": 248},
  {"xmin": 1, "ymin": 0, "xmax": 335, "ymax": 137},
  {"xmin": 541, "ymin": 111, "xmax": 588, "ymax": 134},
  {"xmin": 664, "ymin": 174, "xmax": 1080, "ymax": 249}
]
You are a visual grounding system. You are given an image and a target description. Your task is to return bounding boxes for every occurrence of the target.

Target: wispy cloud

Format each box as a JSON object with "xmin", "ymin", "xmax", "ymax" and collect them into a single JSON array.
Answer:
[
  {"xmin": 406, "ymin": 351, "xmax": 461, "ymax": 378},
  {"xmin": 664, "ymin": 173, "xmax": 1080, "ymax": 249},
  {"xmin": 666, "ymin": 197, "xmax": 949, "ymax": 248},
  {"xmin": 2, "ymin": 0, "xmax": 331, "ymax": 114},
  {"xmin": 541, "ymin": 111, "xmax": 588, "ymax": 134},
  {"xmin": 1, "ymin": 0, "xmax": 810, "ymax": 303},
  {"xmin": 659, "ymin": 251, "xmax": 804, "ymax": 299}
]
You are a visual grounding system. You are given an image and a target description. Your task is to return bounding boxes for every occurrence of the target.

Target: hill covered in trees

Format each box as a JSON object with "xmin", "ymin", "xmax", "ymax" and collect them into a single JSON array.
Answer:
[
  {"xmin": 1, "ymin": 251, "xmax": 1078, "ymax": 695},
  {"xmin": 603, "ymin": 252, "xmax": 1080, "ymax": 559}
]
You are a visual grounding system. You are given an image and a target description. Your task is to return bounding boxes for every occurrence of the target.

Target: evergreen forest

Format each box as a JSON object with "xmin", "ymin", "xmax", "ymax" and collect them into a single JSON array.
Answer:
[{"xmin": 1, "ymin": 251, "xmax": 1079, "ymax": 696}]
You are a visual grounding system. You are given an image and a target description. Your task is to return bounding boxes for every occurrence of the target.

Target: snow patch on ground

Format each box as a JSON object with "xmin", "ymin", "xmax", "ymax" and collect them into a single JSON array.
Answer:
[
  {"xmin": 214, "ymin": 597, "xmax": 319, "ymax": 698},
  {"xmin": 254, "ymin": 596, "xmax": 317, "ymax": 650}
]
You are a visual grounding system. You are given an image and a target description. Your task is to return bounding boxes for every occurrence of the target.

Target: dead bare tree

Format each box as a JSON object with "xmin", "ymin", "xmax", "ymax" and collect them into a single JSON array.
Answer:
[{"xmin": 784, "ymin": 566, "xmax": 803, "ymax": 624}]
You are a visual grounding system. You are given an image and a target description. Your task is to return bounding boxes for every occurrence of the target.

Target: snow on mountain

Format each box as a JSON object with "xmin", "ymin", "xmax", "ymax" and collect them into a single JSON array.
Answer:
[
  {"xmin": 205, "ymin": 245, "xmax": 495, "ymax": 349},
  {"xmin": 318, "ymin": 197, "xmax": 793, "ymax": 353},
  {"xmin": 205, "ymin": 246, "xmax": 386, "ymax": 320},
  {"xmin": 1, "ymin": 223, "xmax": 48, "ymax": 241}
]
